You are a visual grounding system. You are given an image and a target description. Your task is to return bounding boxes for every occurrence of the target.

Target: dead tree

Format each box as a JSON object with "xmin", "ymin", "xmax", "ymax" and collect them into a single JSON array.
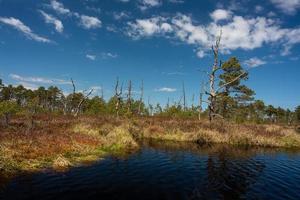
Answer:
[
  {"xmin": 101, "ymin": 85, "xmax": 104, "ymax": 99},
  {"xmin": 114, "ymin": 77, "xmax": 123, "ymax": 117},
  {"xmin": 70, "ymin": 78, "xmax": 94, "ymax": 117},
  {"xmin": 167, "ymin": 97, "xmax": 170, "ymax": 109},
  {"xmin": 191, "ymin": 94, "xmax": 195, "ymax": 109},
  {"xmin": 138, "ymin": 80, "xmax": 144, "ymax": 115},
  {"xmin": 147, "ymin": 96, "xmax": 153, "ymax": 116},
  {"xmin": 127, "ymin": 80, "xmax": 132, "ymax": 114},
  {"xmin": 182, "ymin": 81, "xmax": 186, "ymax": 111},
  {"xmin": 204, "ymin": 31, "xmax": 246, "ymax": 122},
  {"xmin": 199, "ymin": 83, "xmax": 204, "ymax": 121},
  {"xmin": 74, "ymin": 89, "xmax": 94, "ymax": 117}
]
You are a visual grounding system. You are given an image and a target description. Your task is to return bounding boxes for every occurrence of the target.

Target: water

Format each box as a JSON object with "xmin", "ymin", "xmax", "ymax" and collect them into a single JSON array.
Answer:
[{"xmin": 1, "ymin": 140, "xmax": 300, "ymax": 200}]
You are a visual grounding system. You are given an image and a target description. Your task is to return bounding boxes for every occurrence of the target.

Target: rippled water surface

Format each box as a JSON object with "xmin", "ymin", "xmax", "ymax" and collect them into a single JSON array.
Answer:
[{"xmin": 1, "ymin": 140, "xmax": 300, "ymax": 200}]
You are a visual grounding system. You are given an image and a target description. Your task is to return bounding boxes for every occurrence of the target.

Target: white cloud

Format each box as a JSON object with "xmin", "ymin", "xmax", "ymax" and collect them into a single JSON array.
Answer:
[
  {"xmin": 255, "ymin": 5, "xmax": 264, "ymax": 13},
  {"xmin": 127, "ymin": 16, "xmax": 172, "ymax": 38},
  {"xmin": 139, "ymin": 0, "xmax": 162, "ymax": 10},
  {"xmin": 210, "ymin": 9, "xmax": 232, "ymax": 22},
  {"xmin": 39, "ymin": 10, "xmax": 63, "ymax": 33},
  {"xmin": 270, "ymin": 0, "xmax": 300, "ymax": 14},
  {"xmin": 86, "ymin": 54, "xmax": 96, "ymax": 60},
  {"xmin": 155, "ymin": 87, "xmax": 177, "ymax": 92},
  {"xmin": 101, "ymin": 52, "xmax": 118, "ymax": 59},
  {"xmin": 50, "ymin": 0, "xmax": 71, "ymax": 15},
  {"xmin": 169, "ymin": 0, "xmax": 184, "ymax": 3},
  {"xmin": 80, "ymin": 15, "xmax": 101, "ymax": 29},
  {"xmin": 126, "ymin": 13, "xmax": 300, "ymax": 56},
  {"xmin": 90, "ymin": 86, "xmax": 102, "ymax": 90},
  {"xmin": 113, "ymin": 11, "xmax": 130, "ymax": 20},
  {"xmin": 0, "ymin": 17, "xmax": 51, "ymax": 43},
  {"xmin": 47, "ymin": 1, "xmax": 101, "ymax": 30},
  {"xmin": 119, "ymin": 0, "xmax": 130, "ymax": 2},
  {"xmin": 9, "ymin": 74, "xmax": 71, "ymax": 85},
  {"xmin": 17, "ymin": 81, "xmax": 39, "ymax": 90},
  {"xmin": 196, "ymin": 50, "xmax": 206, "ymax": 58},
  {"xmin": 244, "ymin": 57, "xmax": 266, "ymax": 67},
  {"xmin": 89, "ymin": 86, "xmax": 102, "ymax": 95}
]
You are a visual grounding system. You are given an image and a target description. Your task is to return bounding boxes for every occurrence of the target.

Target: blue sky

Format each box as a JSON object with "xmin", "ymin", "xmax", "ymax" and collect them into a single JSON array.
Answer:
[{"xmin": 0, "ymin": 0, "xmax": 299, "ymax": 109}]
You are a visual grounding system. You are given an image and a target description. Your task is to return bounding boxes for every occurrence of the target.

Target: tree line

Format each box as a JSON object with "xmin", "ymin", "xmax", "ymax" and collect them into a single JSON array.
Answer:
[{"xmin": 0, "ymin": 73, "xmax": 299, "ymax": 127}]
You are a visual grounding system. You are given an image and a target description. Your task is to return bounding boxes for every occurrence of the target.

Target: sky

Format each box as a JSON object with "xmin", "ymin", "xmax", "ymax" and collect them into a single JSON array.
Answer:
[{"xmin": 0, "ymin": 0, "xmax": 299, "ymax": 109}]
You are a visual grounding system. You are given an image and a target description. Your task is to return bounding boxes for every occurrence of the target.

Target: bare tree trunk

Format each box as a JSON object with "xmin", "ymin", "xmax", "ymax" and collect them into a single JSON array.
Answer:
[
  {"xmin": 147, "ymin": 96, "xmax": 152, "ymax": 116},
  {"xmin": 191, "ymin": 93, "xmax": 195, "ymax": 109},
  {"xmin": 167, "ymin": 97, "xmax": 170, "ymax": 109},
  {"xmin": 70, "ymin": 78, "xmax": 76, "ymax": 114},
  {"xmin": 114, "ymin": 77, "xmax": 123, "ymax": 118},
  {"xmin": 204, "ymin": 30, "xmax": 246, "ymax": 123},
  {"xmin": 101, "ymin": 85, "xmax": 104, "ymax": 99},
  {"xmin": 127, "ymin": 80, "xmax": 132, "ymax": 114},
  {"xmin": 182, "ymin": 81, "xmax": 186, "ymax": 111},
  {"xmin": 199, "ymin": 84, "xmax": 204, "ymax": 121},
  {"xmin": 74, "ymin": 89, "xmax": 94, "ymax": 117},
  {"xmin": 138, "ymin": 80, "xmax": 144, "ymax": 115},
  {"xmin": 205, "ymin": 31, "xmax": 222, "ymax": 122}
]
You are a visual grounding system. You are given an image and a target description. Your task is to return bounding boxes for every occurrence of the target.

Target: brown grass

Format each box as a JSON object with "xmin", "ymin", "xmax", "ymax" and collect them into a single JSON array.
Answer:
[{"xmin": 0, "ymin": 115, "xmax": 299, "ymax": 176}]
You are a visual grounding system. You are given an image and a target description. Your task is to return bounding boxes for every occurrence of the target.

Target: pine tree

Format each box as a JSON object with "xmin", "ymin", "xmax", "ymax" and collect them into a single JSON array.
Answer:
[{"xmin": 218, "ymin": 57, "xmax": 254, "ymax": 119}]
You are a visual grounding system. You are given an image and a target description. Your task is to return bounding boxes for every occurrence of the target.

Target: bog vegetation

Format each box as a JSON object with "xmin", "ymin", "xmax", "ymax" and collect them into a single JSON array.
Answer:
[{"xmin": 0, "ymin": 34, "xmax": 299, "ymax": 175}]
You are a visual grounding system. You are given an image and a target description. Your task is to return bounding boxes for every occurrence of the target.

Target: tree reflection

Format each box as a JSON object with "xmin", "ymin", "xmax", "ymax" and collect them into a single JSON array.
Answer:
[{"xmin": 190, "ymin": 147, "xmax": 266, "ymax": 200}]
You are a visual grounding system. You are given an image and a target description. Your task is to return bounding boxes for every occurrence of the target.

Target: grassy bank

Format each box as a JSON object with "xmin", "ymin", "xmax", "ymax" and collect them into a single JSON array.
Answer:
[
  {"xmin": 136, "ymin": 118, "xmax": 300, "ymax": 148},
  {"xmin": 0, "ymin": 115, "xmax": 299, "ymax": 176},
  {"xmin": 0, "ymin": 115, "xmax": 138, "ymax": 176}
]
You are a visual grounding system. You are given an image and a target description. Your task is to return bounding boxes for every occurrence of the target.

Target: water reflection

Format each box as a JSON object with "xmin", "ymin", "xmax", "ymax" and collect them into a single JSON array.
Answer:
[
  {"xmin": 1, "ymin": 140, "xmax": 300, "ymax": 200},
  {"xmin": 191, "ymin": 148, "xmax": 265, "ymax": 199}
]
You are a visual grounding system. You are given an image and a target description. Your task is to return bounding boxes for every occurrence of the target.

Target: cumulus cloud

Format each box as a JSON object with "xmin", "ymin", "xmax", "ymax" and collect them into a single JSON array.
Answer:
[
  {"xmin": 270, "ymin": 0, "xmax": 300, "ymax": 14},
  {"xmin": 39, "ymin": 10, "xmax": 63, "ymax": 33},
  {"xmin": 101, "ymin": 52, "xmax": 118, "ymax": 59},
  {"xmin": 50, "ymin": 0, "xmax": 71, "ymax": 15},
  {"xmin": 86, "ymin": 54, "xmax": 96, "ymax": 60},
  {"xmin": 48, "ymin": 0, "xmax": 101, "ymax": 30},
  {"xmin": 113, "ymin": 11, "xmax": 130, "ymax": 20},
  {"xmin": 48, "ymin": 0, "xmax": 79, "ymax": 18},
  {"xmin": 155, "ymin": 87, "xmax": 177, "ymax": 92},
  {"xmin": 86, "ymin": 52, "xmax": 118, "ymax": 60},
  {"xmin": 0, "ymin": 17, "xmax": 51, "ymax": 43},
  {"xmin": 139, "ymin": 0, "xmax": 162, "ymax": 10},
  {"xmin": 90, "ymin": 86, "xmax": 102, "ymax": 90},
  {"xmin": 80, "ymin": 15, "xmax": 101, "ymax": 29},
  {"xmin": 244, "ymin": 57, "xmax": 266, "ymax": 67},
  {"xmin": 210, "ymin": 9, "xmax": 232, "ymax": 22},
  {"xmin": 196, "ymin": 50, "xmax": 206, "ymax": 58},
  {"xmin": 126, "ymin": 11, "xmax": 300, "ymax": 56},
  {"xmin": 127, "ymin": 16, "xmax": 172, "ymax": 38},
  {"xmin": 9, "ymin": 74, "xmax": 71, "ymax": 85},
  {"xmin": 17, "ymin": 81, "xmax": 39, "ymax": 90}
]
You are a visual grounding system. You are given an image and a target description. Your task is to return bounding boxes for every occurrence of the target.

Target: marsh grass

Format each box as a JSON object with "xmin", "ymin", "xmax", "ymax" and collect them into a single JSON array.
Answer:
[
  {"xmin": 0, "ymin": 115, "xmax": 299, "ymax": 175},
  {"xmin": 137, "ymin": 117, "xmax": 300, "ymax": 148}
]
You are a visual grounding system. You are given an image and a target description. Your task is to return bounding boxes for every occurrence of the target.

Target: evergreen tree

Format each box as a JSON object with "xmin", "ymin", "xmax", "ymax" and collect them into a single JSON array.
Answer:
[{"xmin": 218, "ymin": 57, "xmax": 255, "ymax": 119}]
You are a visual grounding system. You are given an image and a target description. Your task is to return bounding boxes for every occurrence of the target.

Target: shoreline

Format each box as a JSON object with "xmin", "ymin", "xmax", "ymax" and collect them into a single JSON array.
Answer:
[{"xmin": 1, "ymin": 115, "xmax": 299, "ymax": 176}]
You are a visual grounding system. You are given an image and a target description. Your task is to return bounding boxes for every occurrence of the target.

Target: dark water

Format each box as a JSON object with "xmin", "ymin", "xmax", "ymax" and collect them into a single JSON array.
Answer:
[{"xmin": 1, "ymin": 140, "xmax": 300, "ymax": 200}]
